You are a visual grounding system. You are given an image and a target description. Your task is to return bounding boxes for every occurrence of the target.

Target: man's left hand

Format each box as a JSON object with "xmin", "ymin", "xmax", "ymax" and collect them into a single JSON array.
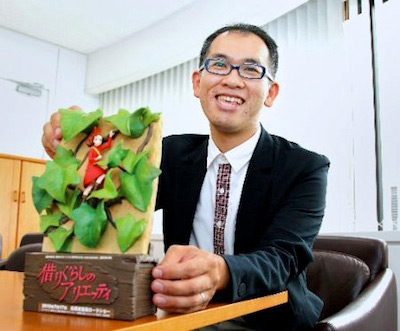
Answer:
[{"xmin": 151, "ymin": 245, "xmax": 230, "ymax": 313}]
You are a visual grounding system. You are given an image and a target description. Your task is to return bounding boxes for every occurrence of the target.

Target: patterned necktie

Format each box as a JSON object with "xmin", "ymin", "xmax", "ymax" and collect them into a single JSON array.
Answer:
[{"xmin": 213, "ymin": 163, "xmax": 232, "ymax": 255}]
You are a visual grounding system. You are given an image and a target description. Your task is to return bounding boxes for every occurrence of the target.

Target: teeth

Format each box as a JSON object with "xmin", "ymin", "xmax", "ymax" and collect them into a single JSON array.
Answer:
[{"xmin": 218, "ymin": 95, "xmax": 243, "ymax": 105}]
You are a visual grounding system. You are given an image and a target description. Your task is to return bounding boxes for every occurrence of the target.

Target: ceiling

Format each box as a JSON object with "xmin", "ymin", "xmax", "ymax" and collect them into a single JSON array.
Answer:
[{"xmin": 0, "ymin": 0, "xmax": 200, "ymax": 54}]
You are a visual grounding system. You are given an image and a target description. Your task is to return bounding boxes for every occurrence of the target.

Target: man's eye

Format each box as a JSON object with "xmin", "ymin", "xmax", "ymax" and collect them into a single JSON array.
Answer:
[
  {"xmin": 211, "ymin": 60, "xmax": 227, "ymax": 68},
  {"xmin": 242, "ymin": 65, "xmax": 260, "ymax": 73}
]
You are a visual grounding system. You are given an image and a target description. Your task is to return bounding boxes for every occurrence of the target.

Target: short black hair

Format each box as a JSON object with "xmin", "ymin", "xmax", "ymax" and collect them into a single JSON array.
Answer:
[{"xmin": 199, "ymin": 23, "xmax": 278, "ymax": 78}]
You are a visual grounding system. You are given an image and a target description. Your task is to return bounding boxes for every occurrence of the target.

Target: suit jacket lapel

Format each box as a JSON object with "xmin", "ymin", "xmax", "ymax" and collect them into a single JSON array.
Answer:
[
  {"xmin": 234, "ymin": 127, "xmax": 275, "ymax": 253},
  {"xmin": 175, "ymin": 138, "xmax": 208, "ymax": 244}
]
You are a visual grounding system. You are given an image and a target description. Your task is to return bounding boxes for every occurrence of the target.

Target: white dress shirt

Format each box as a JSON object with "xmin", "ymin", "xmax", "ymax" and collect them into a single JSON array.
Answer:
[{"xmin": 189, "ymin": 125, "xmax": 261, "ymax": 255}]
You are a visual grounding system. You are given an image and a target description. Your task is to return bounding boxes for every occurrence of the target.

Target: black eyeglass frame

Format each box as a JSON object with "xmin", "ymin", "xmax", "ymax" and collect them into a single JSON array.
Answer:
[{"xmin": 199, "ymin": 58, "xmax": 274, "ymax": 82}]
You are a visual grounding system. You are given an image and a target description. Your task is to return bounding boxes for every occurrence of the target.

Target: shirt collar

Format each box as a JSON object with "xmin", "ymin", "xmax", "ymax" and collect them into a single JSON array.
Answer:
[{"xmin": 207, "ymin": 124, "xmax": 261, "ymax": 173}]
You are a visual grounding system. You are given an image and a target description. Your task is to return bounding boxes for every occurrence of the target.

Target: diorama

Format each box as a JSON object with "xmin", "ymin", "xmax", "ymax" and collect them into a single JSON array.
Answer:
[{"xmin": 23, "ymin": 107, "xmax": 162, "ymax": 320}]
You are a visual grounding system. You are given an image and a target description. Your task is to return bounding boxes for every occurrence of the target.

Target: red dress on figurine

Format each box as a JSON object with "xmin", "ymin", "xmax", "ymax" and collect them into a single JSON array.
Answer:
[{"xmin": 83, "ymin": 136, "xmax": 113, "ymax": 187}]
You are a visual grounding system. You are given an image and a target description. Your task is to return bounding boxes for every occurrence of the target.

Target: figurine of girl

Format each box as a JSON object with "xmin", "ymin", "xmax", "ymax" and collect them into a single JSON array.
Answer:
[{"xmin": 83, "ymin": 127, "xmax": 115, "ymax": 198}]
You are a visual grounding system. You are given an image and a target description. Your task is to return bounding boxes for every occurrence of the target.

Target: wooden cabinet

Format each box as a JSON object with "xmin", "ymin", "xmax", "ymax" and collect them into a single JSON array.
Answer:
[{"xmin": 0, "ymin": 154, "xmax": 45, "ymax": 259}]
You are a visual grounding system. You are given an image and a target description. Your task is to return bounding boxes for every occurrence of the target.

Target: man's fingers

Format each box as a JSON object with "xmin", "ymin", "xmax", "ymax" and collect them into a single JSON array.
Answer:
[
  {"xmin": 68, "ymin": 105, "xmax": 81, "ymax": 110},
  {"xmin": 156, "ymin": 256, "xmax": 211, "ymax": 280},
  {"xmin": 42, "ymin": 122, "xmax": 58, "ymax": 157},
  {"xmin": 42, "ymin": 107, "xmax": 81, "ymax": 158},
  {"xmin": 153, "ymin": 245, "xmax": 199, "ymax": 278},
  {"xmin": 151, "ymin": 274, "xmax": 213, "ymax": 296},
  {"xmin": 50, "ymin": 112, "xmax": 62, "ymax": 137},
  {"xmin": 159, "ymin": 244, "xmax": 198, "ymax": 265},
  {"xmin": 152, "ymin": 290, "xmax": 211, "ymax": 313}
]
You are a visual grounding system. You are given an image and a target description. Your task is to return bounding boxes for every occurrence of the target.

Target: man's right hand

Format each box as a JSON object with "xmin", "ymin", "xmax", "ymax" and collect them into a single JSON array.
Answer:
[{"xmin": 41, "ymin": 106, "xmax": 80, "ymax": 158}]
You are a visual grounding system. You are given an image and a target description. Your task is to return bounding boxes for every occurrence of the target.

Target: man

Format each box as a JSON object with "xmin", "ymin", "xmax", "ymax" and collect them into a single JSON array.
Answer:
[{"xmin": 43, "ymin": 24, "xmax": 329, "ymax": 330}]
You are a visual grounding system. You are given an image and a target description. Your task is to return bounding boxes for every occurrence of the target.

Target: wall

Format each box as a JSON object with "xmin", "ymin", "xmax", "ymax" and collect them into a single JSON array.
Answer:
[
  {"xmin": 374, "ymin": 0, "xmax": 400, "ymax": 231},
  {"xmin": 0, "ymin": 27, "xmax": 99, "ymax": 159},
  {"xmin": 86, "ymin": 0, "xmax": 307, "ymax": 94}
]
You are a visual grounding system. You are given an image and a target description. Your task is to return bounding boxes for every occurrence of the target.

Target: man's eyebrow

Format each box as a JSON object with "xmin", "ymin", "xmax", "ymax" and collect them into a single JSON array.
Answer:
[
  {"xmin": 209, "ymin": 53, "xmax": 261, "ymax": 64},
  {"xmin": 210, "ymin": 53, "xmax": 228, "ymax": 59},
  {"xmin": 242, "ymin": 57, "xmax": 261, "ymax": 64}
]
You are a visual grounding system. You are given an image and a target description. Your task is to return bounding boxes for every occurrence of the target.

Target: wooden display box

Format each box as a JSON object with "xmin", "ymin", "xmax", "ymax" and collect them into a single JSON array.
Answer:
[{"xmin": 23, "ymin": 252, "xmax": 156, "ymax": 320}]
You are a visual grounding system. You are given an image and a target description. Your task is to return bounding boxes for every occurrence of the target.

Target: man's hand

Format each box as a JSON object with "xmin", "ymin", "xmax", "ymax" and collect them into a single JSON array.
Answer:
[
  {"xmin": 151, "ymin": 245, "xmax": 230, "ymax": 313},
  {"xmin": 41, "ymin": 105, "xmax": 80, "ymax": 158}
]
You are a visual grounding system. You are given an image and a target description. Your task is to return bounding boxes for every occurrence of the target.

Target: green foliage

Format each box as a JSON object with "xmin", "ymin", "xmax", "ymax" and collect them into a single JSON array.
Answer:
[
  {"xmin": 53, "ymin": 145, "xmax": 80, "ymax": 168},
  {"xmin": 32, "ymin": 176, "xmax": 53, "ymax": 214},
  {"xmin": 71, "ymin": 201, "xmax": 107, "ymax": 248},
  {"xmin": 57, "ymin": 189, "xmax": 80, "ymax": 218},
  {"xmin": 48, "ymin": 226, "xmax": 74, "ymax": 252},
  {"xmin": 88, "ymin": 170, "xmax": 118, "ymax": 200},
  {"xmin": 143, "ymin": 110, "xmax": 161, "ymax": 127},
  {"xmin": 119, "ymin": 154, "xmax": 161, "ymax": 211},
  {"xmin": 40, "ymin": 211, "xmax": 62, "ymax": 232},
  {"xmin": 105, "ymin": 107, "xmax": 160, "ymax": 138},
  {"xmin": 128, "ymin": 108, "xmax": 147, "ymax": 138},
  {"xmin": 122, "ymin": 150, "xmax": 148, "ymax": 174},
  {"xmin": 104, "ymin": 109, "xmax": 131, "ymax": 135},
  {"xmin": 60, "ymin": 108, "xmax": 103, "ymax": 142},
  {"xmin": 115, "ymin": 215, "xmax": 146, "ymax": 252},
  {"xmin": 97, "ymin": 141, "xmax": 128, "ymax": 168},
  {"xmin": 35, "ymin": 107, "xmax": 162, "ymax": 253},
  {"xmin": 37, "ymin": 162, "xmax": 80, "ymax": 203}
]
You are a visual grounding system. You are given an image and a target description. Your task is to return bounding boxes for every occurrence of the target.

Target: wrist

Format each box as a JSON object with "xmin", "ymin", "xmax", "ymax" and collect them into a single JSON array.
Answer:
[{"xmin": 215, "ymin": 254, "xmax": 230, "ymax": 291}]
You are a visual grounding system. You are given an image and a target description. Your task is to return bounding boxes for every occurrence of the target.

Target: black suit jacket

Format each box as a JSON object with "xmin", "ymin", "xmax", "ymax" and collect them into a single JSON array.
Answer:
[{"xmin": 156, "ymin": 126, "xmax": 330, "ymax": 330}]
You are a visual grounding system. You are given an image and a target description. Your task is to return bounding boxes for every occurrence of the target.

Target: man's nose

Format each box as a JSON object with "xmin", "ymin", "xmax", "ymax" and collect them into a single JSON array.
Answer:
[{"xmin": 221, "ymin": 67, "xmax": 245, "ymax": 88}]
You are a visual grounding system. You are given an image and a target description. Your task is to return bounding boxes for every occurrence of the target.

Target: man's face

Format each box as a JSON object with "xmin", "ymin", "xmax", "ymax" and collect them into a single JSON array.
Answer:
[{"xmin": 192, "ymin": 31, "xmax": 279, "ymax": 137}]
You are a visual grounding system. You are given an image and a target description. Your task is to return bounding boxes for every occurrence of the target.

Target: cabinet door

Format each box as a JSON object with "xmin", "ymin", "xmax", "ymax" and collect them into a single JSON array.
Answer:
[
  {"xmin": 16, "ymin": 161, "xmax": 45, "ymax": 245},
  {"xmin": 0, "ymin": 158, "xmax": 21, "ymax": 258}
]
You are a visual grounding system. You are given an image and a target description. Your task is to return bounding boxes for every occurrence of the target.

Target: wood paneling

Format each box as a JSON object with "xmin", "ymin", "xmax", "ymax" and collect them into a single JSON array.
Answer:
[
  {"xmin": 0, "ymin": 154, "xmax": 45, "ymax": 258},
  {"xmin": 0, "ymin": 158, "xmax": 21, "ymax": 258},
  {"xmin": 16, "ymin": 161, "xmax": 45, "ymax": 245}
]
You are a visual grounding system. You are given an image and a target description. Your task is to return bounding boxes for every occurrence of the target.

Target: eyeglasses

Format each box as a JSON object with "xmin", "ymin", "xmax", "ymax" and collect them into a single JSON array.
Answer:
[{"xmin": 200, "ymin": 58, "xmax": 274, "ymax": 81}]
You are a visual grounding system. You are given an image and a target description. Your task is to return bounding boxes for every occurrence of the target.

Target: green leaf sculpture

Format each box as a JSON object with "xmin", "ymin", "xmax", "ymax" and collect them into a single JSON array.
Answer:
[
  {"xmin": 48, "ymin": 226, "xmax": 74, "ymax": 252},
  {"xmin": 104, "ymin": 109, "xmax": 131, "ymax": 135},
  {"xmin": 97, "ymin": 141, "xmax": 128, "ymax": 168},
  {"xmin": 128, "ymin": 108, "xmax": 147, "ymax": 138},
  {"xmin": 122, "ymin": 150, "xmax": 148, "ymax": 174},
  {"xmin": 115, "ymin": 215, "xmax": 146, "ymax": 253},
  {"xmin": 32, "ymin": 176, "xmax": 53, "ymax": 214},
  {"xmin": 105, "ymin": 107, "xmax": 160, "ymax": 138},
  {"xmin": 57, "ymin": 189, "xmax": 80, "ymax": 218},
  {"xmin": 119, "ymin": 154, "xmax": 161, "ymax": 211},
  {"xmin": 53, "ymin": 145, "xmax": 80, "ymax": 168},
  {"xmin": 37, "ymin": 162, "xmax": 80, "ymax": 203},
  {"xmin": 87, "ymin": 170, "xmax": 118, "ymax": 200},
  {"xmin": 40, "ymin": 211, "xmax": 62, "ymax": 232},
  {"xmin": 34, "ymin": 106, "xmax": 161, "ymax": 253},
  {"xmin": 60, "ymin": 108, "xmax": 103, "ymax": 142},
  {"xmin": 143, "ymin": 110, "xmax": 161, "ymax": 127},
  {"xmin": 71, "ymin": 201, "xmax": 107, "ymax": 248}
]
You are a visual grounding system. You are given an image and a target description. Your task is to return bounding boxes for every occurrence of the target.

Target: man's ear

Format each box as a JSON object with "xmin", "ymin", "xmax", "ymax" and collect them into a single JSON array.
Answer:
[
  {"xmin": 264, "ymin": 82, "xmax": 279, "ymax": 107},
  {"xmin": 192, "ymin": 70, "xmax": 201, "ymax": 98}
]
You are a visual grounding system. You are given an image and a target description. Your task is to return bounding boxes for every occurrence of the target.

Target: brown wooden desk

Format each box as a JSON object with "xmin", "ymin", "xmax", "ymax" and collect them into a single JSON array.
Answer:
[{"xmin": 0, "ymin": 271, "xmax": 288, "ymax": 331}]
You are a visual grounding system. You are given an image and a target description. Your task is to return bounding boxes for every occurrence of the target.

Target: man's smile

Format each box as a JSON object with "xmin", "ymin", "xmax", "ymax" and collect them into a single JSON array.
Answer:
[{"xmin": 216, "ymin": 94, "xmax": 244, "ymax": 105}]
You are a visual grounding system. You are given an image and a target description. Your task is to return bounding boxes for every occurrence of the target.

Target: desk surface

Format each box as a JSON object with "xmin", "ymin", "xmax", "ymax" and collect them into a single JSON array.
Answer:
[{"xmin": 0, "ymin": 271, "xmax": 287, "ymax": 331}]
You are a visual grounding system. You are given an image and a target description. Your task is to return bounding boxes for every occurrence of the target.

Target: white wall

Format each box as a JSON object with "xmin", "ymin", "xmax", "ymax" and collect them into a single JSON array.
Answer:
[
  {"xmin": 0, "ymin": 27, "xmax": 99, "ymax": 159},
  {"xmin": 263, "ymin": 0, "xmax": 364, "ymax": 233},
  {"xmin": 86, "ymin": 0, "xmax": 307, "ymax": 94},
  {"xmin": 374, "ymin": 0, "xmax": 400, "ymax": 231}
]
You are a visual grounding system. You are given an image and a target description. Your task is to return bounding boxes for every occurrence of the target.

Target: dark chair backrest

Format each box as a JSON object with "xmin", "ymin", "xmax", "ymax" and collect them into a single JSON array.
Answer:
[
  {"xmin": 2, "ymin": 243, "xmax": 42, "ymax": 272},
  {"xmin": 313, "ymin": 235, "xmax": 387, "ymax": 280},
  {"xmin": 19, "ymin": 233, "xmax": 44, "ymax": 247},
  {"xmin": 307, "ymin": 236, "xmax": 388, "ymax": 320}
]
